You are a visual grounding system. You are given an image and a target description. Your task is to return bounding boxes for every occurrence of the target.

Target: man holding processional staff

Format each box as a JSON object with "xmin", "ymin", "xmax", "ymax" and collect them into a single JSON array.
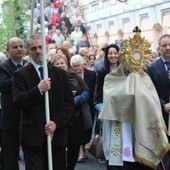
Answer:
[
  {"xmin": 12, "ymin": 34, "xmax": 75, "ymax": 170},
  {"xmin": 147, "ymin": 34, "xmax": 170, "ymax": 169},
  {"xmin": 12, "ymin": 1, "xmax": 74, "ymax": 169}
]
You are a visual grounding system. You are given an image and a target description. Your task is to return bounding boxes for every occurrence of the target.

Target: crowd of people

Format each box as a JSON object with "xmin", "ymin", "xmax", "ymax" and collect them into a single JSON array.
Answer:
[
  {"xmin": 31, "ymin": 0, "xmax": 88, "ymax": 53},
  {"xmin": 0, "ymin": 0, "xmax": 170, "ymax": 170}
]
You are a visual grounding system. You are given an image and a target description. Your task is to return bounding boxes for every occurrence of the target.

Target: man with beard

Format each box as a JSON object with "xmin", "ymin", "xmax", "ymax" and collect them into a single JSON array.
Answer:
[{"xmin": 12, "ymin": 34, "xmax": 74, "ymax": 170}]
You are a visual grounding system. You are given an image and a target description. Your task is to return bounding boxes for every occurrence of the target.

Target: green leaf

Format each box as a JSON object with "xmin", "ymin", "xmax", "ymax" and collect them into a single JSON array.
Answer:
[{"xmin": 0, "ymin": 0, "xmax": 31, "ymax": 50}]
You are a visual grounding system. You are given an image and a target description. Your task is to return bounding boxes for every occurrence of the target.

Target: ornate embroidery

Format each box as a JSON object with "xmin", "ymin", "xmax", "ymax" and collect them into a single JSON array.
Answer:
[
  {"xmin": 147, "ymin": 118, "xmax": 163, "ymax": 136},
  {"xmin": 109, "ymin": 121, "xmax": 123, "ymax": 165},
  {"xmin": 114, "ymin": 121, "xmax": 121, "ymax": 137},
  {"xmin": 111, "ymin": 144, "xmax": 121, "ymax": 156}
]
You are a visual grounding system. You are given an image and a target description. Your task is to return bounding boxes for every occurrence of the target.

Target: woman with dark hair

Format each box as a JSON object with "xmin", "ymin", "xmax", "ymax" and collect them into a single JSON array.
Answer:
[
  {"xmin": 62, "ymin": 27, "xmax": 71, "ymax": 41},
  {"xmin": 88, "ymin": 54, "xmax": 96, "ymax": 70},
  {"xmin": 95, "ymin": 44, "xmax": 120, "ymax": 165},
  {"xmin": 96, "ymin": 44, "xmax": 120, "ymax": 105}
]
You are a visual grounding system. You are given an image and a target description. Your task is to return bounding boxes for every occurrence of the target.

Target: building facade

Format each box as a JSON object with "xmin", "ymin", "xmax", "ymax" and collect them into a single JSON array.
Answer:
[{"xmin": 80, "ymin": 0, "xmax": 170, "ymax": 49}]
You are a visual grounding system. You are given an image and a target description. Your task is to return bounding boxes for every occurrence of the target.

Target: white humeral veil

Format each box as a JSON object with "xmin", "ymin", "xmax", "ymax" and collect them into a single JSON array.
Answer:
[{"xmin": 99, "ymin": 65, "xmax": 170, "ymax": 169}]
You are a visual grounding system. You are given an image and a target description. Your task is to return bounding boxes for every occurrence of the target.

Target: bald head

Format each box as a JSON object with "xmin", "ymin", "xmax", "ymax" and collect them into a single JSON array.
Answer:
[
  {"xmin": 7, "ymin": 37, "xmax": 24, "ymax": 49},
  {"xmin": 6, "ymin": 37, "xmax": 25, "ymax": 62},
  {"xmin": 37, "ymin": 3, "xmax": 40, "ymax": 8},
  {"xmin": 56, "ymin": 29, "xmax": 61, "ymax": 35}
]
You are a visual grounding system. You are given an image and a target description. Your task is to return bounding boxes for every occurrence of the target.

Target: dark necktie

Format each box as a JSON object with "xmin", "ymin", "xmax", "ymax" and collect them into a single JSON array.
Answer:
[
  {"xmin": 17, "ymin": 64, "xmax": 22, "ymax": 69},
  {"xmin": 38, "ymin": 67, "xmax": 43, "ymax": 79},
  {"xmin": 165, "ymin": 61, "xmax": 170, "ymax": 73},
  {"xmin": 165, "ymin": 62, "xmax": 170, "ymax": 86}
]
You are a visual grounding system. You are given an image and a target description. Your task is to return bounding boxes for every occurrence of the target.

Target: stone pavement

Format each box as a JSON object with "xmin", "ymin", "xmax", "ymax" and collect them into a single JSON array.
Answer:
[
  {"xmin": 75, "ymin": 151, "xmax": 106, "ymax": 170},
  {"xmin": 19, "ymin": 124, "xmax": 106, "ymax": 169},
  {"xmin": 19, "ymin": 150, "xmax": 106, "ymax": 170}
]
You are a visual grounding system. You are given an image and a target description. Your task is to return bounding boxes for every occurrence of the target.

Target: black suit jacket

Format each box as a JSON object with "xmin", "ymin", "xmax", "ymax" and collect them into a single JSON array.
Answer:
[
  {"xmin": 147, "ymin": 58, "xmax": 169, "ymax": 127},
  {"xmin": 96, "ymin": 68, "xmax": 108, "ymax": 104},
  {"xmin": 84, "ymin": 69, "xmax": 96, "ymax": 115},
  {"xmin": 12, "ymin": 63, "xmax": 75, "ymax": 147},
  {"xmin": 0, "ymin": 58, "xmax": 27, "ymax": 131}
]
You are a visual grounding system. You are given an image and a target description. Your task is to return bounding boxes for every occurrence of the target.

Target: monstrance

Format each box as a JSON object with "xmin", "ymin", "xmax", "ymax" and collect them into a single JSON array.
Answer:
[{"xmin": 120, "ymin": 26, "xmax": 152, "ymax": 73}]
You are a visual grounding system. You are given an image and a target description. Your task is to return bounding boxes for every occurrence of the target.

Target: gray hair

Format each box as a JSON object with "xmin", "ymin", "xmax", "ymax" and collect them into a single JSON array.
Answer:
[
  {"xmin": 70, "ymin": 54, "xmax": 84, "ymax": 67},
  {"xmin": 151, "ymin": 49, "xmax": 158, "ymax": 56},
  {"xmin": 158, "ymin": 34, "xmax": 170, "ymax": 45},
  {"xmin": 0, "ymin": 52, "xmax": 7, "ymax": 62},
  {"xmin": 27, "ymin": 34, "xmax": 42, "ymax": 48}
]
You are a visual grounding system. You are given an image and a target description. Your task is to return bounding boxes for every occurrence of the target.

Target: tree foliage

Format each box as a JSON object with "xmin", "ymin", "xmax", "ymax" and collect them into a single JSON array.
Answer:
[{"xmin": 0, "ymin": 0, "xmax": 31, "ymax": 51}]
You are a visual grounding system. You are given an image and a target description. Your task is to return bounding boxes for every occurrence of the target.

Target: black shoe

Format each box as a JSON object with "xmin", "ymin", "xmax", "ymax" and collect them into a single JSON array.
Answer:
[
  {"xmin": 83, "ymin": 155, "xmax": 88, "ymax": 159},
  {"xmin": 77, "ymin": 157, "xmax": 84, "ymax": 163}
]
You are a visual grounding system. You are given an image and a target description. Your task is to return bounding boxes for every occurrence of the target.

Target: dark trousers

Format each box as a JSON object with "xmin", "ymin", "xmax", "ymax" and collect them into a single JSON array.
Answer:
[
  {"xmin": 81, "ymin": 128, "xmax": 93, "ymax": 146},
  {"xmin": 67, "ymin": 114, "xmax": 83, "ymax": 170},
  {"xmin": 23, "ymin": 143, "xmax": 66, "ymax": 170},
  {"xmin": 1, "ymin": 130, "xmax": 20, "ymax": 170},
  {"xmin": 0, "ymin": 109, "xmax": 2, "ymax": 164},
  {"xmin": 107, "ymin": 161, "xmax": 153, "ymax": 170}
]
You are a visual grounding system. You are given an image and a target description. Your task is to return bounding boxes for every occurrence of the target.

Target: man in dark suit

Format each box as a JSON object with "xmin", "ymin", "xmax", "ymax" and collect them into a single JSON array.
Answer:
[
  {"xmin": 0, "ymin": 37, "xmax": 26, "ymax": 170},
  {"xmin": 147, "ymin": 34, "xmax": 170, "ymax": 170},
  {"xmin": 12, "ymin": 34, "xmax": 75, "ymax": 170}
]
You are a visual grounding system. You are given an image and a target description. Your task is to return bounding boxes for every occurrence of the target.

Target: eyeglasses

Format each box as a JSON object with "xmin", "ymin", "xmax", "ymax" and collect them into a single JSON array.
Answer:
[{"xmin": 30, "ymin": 45, "xmax": 42, "ymax": 51}]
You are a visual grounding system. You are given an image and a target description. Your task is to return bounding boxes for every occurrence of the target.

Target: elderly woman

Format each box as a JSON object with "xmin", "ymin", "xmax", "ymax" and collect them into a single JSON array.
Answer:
[
  {"xmin": 70, "ymin": 54, "xmax": 96, "ymax": 162},
  {"xmin": 51, "ymin": 54, "xmax": 89, "ymax": 170}
]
